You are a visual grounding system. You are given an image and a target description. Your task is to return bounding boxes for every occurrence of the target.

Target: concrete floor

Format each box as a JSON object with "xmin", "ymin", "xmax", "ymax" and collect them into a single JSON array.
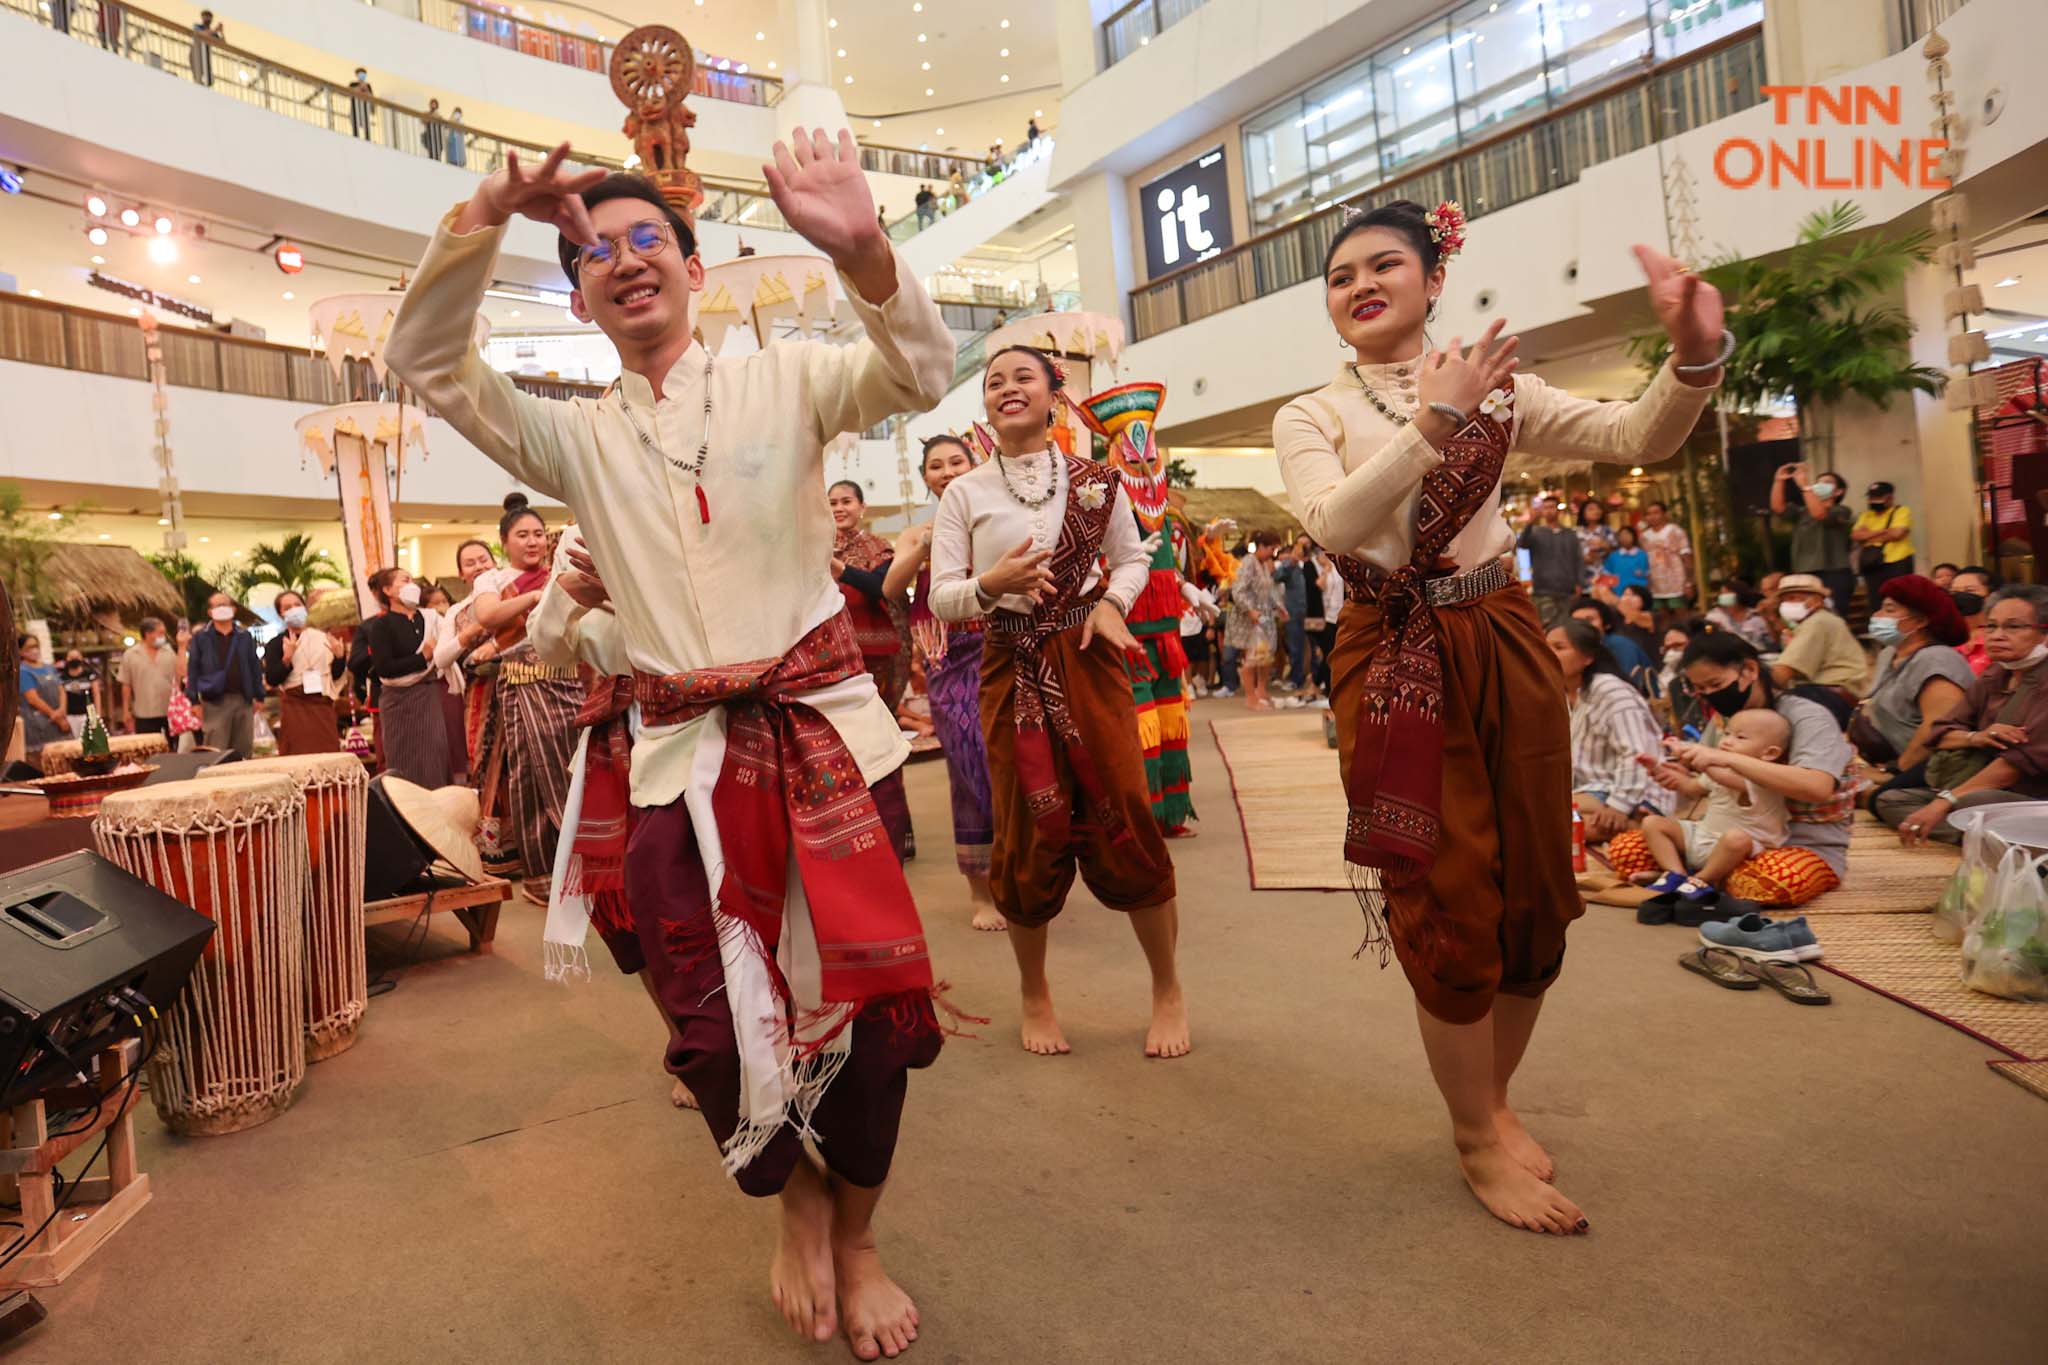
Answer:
[{"xmin": 14, "ymin": 696, "xmax": 2048, "ymax": 1363}]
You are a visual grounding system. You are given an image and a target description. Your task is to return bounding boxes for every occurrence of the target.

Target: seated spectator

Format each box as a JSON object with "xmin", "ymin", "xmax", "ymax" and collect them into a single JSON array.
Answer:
[
  {"xmin": 1879, "ymin": 584, "xmax": 2048, "ymax": 844},
  {"xmin": 1607, "ymin": 632, "xmax": 1857, "ymax": 906},
  {"xmin": 1952, "ymin": 565, "xmax": 1998, "ymax": 674},
  {"xmin": 1571, "ymin": 597, "xmax": 1656, "ymax": 693},
  {"xmin": 1550, "ymin": 618, "xmax": 1674, "ymax": 845},
  {"xmin": 1852, "ymin": 575, "xmax": 1974, "ymax": 795},
  {"xmin": 1604, "ymin": 524, "xmax": 1650, "ymax": 598},
  {"xmin": 1768, "ymin": 572, "xmax": 1868, "ymax": 696},
  {"xmin": 1929, "ymin": 562, "xmax": 1960, "ymax": 590},
  {"xmin": 1613, "ymin": 584, "xmax": 1660, "ymax": 654},
  {"xmin": 1658, "ymin": 620, "xmax": 1710, "ymax": 736},
  {"xmin": 1706, "ymin": 579, "xmax": 1774, "ymax": 651},
  {"xmin": 1635, "ymin": 708, "xmax": 1793, "ymax": 905}
]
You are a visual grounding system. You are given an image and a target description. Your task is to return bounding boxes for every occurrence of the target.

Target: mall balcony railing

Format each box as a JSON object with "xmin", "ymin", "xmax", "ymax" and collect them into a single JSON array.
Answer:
[
  {"xmin": 860, "ymin": 144, "xmax": 991, "ymax": 184},
  {"xmin": 1100, "ymin": 0, "xmax": 1212, "ymax": 69},
  {"xmin": 412, "ymin": 0, "xmax": 782, "ymax": 105},
  {"xmin": 1128, "ymin": 26, "xmax": 1765, "ymax": 342},
  {"xmin": 0, "ymin": 289, "xmax": 607, "ymax": 409},
  {"xmin": 861, "ymin": 289, "xmax": 1083, "ymax": 439},
  {"xmin": 881, "ymin": 136, "xmax": 1054, "ymax": 245}
]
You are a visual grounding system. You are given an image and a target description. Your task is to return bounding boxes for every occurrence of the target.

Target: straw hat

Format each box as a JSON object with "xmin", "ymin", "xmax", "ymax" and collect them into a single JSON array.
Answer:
[{"xmin": 378, "ymin": 776, "xmax": 483, "ymax": 883}]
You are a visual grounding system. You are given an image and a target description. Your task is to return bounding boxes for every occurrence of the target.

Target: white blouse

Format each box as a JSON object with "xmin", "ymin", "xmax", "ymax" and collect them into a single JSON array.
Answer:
[
  {"xmin": 926, "ymin": 448, "xmax": 1150, "ymax": 622},
  {"xmin": 1274, "ymin": 358, "xmax": 1716, "ymax": 573}
]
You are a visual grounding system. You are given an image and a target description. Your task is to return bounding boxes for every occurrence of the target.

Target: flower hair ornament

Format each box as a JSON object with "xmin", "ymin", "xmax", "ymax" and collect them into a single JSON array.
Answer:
[{"xmin": 1425, "ymin": 201, "xmax": 1466, "ymax": 260}]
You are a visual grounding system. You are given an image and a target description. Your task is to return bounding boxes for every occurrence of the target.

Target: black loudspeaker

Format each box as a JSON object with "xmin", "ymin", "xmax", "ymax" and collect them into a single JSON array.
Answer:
[
  {"xmin": 0, "ymin": 851, "xmax": 214, "ymax": 1103},
  {"xmin": 142, "ymin": 749, "xmax": 242, "ymax": 785},
  {"xmin": 362, "ymin": 775, "xmax": 431, "ymax": 901}
]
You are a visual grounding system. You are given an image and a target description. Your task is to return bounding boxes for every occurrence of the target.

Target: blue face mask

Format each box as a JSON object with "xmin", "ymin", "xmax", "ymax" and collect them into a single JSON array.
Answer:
[{"xmin": 1869, "ymin": 616, "xmax": 1903, "ymax": 644}]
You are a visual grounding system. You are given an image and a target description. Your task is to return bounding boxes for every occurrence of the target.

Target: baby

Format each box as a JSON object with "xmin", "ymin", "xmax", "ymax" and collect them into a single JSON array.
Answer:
[{"xmin": 1636, "ymin": 708, "xmax": 1793, "ymax": 900}]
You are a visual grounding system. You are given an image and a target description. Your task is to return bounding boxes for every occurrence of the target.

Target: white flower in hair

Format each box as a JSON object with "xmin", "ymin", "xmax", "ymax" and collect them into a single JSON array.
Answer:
[
  {"xmin": 1480, "ymin": 387, "xmax": 1512, "ymax": 422},
  {"xmin": 1076, "ymin": 482, "xmax": 1106, "ymax": 510}
]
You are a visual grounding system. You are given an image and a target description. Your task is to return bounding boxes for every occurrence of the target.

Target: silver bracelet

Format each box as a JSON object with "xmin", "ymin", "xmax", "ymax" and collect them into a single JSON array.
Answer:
[
  {"xmin": 1674, "ymin": 329, "xmax": 1735, "ymax": 375},
  {"xmin": 1426, "ymin": 401, "xmax": 1470, "ymax": 426}
]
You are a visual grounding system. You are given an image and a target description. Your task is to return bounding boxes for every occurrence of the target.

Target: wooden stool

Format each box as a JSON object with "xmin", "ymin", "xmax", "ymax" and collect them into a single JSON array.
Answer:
[{"xmin": 0, "ymin": 1040, "xmax": 150, "ymax": 1289}]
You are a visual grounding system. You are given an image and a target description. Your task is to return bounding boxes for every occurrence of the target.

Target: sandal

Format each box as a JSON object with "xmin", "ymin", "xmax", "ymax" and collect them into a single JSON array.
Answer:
[
  {"xmin": 1743, "ymin": 959, "xmax": 1832, "ymax": 1006},
  {"xmin": 1679, "ymin": 947, "xmax": 1761, "ymax": 990}
]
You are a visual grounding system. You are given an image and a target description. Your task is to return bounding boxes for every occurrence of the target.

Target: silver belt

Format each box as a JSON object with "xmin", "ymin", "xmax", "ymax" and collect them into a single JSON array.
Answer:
[{"xmin": 1345, "ymin": 556, "xmax": 1515, "ymax": 608}]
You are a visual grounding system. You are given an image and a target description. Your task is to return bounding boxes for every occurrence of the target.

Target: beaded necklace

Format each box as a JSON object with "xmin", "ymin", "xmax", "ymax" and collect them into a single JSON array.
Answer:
[{"xmin": 619, "ymin": 353, "xmax": 715, "ymax": 523}]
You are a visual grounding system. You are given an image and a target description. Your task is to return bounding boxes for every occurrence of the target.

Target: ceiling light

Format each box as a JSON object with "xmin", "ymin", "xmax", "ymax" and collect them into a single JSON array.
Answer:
[
  {"xmin": 837, "ymin": 46, "xmax": 846, "ymax": 56},
  {"xmin": 1994, "ymin": 276, "xmax": 2021, "ymax": 287},
  {"xmin": 913, "ymin": 1, "xmax": 922, "ymax": 9},
  {"xmin": 198, "ymin": 535, "xmax": 211, "ymax": 543},
  {"xmin": 120, "ymin": 207, "xmax": 141, "ymax": 227},
  {"xmin": 126, "ymin": 306, "xmax": 140, "ymax": 316},
  {"xmin": 1001, "ymin": 18, "xmax": 1010, "ymax": 27},
  {"xmin": 508, "ymin": 309, "xmax": 521, "ymax": 317},
  {"xmin": 1000, "ymin": 74, "xmax": 1009, "ymax": 82},
  {"xmin": 737, "ymin": 63, "xmax": 748, "ymax": 73},
  {"xmin": 768, "ymin": 60, "xmax": 778, "ymax": 69},
  {"xmin": 421, "ymin": 523, "xmax": 435, "ymax": 530},
  {"xmin": 99, "ymin": 533, "xmax": 112, "ymax": 540},
  {"xmin": 317, "ymin": 549, "xmax": 329, "ymax": 557},
  {"xmin": 754, "ymin": 30, "xmax": 764, "ymax": 39},
  {"xmin": 26, "ymin": 288, "xmax": 41, "ymax": 298},
  {"xmin": 844, "ymin": 75, "xmax": 853, "ymax": 83},
  {"xmin": 829, "ymin": 16, "xmax": 837, "ymax": 26},
  {"xmin": 91, "ymin": 254, "xmax": 104, "ymax": 265},
  {"xmin": 154, "ymin": 214, "xmax": 173, "ymax": 234},
  {"xmin": 188, "ymin": 273, "xmax": 202, "ymax": 284},
  {"xmin": 917, "ymin": 32, "xmax": 926, "ymax": 42},
  {"xmin": 936, "ymin": 127, "xmax": 944, "ymax": 135},
  {"xmin": 925, "ymin": 86, "xmax": 934, "ymax": 95},
  {"xmin": 147, "ymin": 236, "xmax": 178, "ymax": 264},
  {"xmin": 1000, "ymin": 48, "xmax": 1009, "ymax": 57},
  {"xmin": 86, "ymin": 193, "xmax": 107, "ymax": 217},
  {"xmin": 872, "ymin": 119, "xmax": 882, "ymax": 127},
  {"xmin": 46, "ymin": 511, "xmax": 61, "ymax": 521},
  {"xmin": 1034, "ymin": 109, "xmax": 1043, "ymax": 117},
  {"xmin": 157, "ymin": 517, "xmax": 170, "ymax": 526},
  {"xmin": 1403, "ymin": 46, "xmax": 1412, "ymax": 54},
  {"xmin": 921, "ymin": 60, "xmax": 929, "ymax": 68},
  {"xmin": 87, "ymin": 226, "xmax": 109, "ymax": 246},
  {"xmin": 283, "ymin": 290, "xmax": 295, "ymax": 300}
]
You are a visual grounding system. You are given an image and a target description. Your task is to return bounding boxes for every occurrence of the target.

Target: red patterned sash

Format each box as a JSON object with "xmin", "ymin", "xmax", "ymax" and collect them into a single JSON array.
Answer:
[
  {"xmin": 576, "ymin": 612, "xmax": 935, "ymax": 1023},
  {"xmin": 836, "ymin": 526, "xmax": 902, "ymax": 658},
  {"xmin": 1331, "ymin": 390, "xmax": 1515, "ymax": 960},
  {"xmin": 990, "ymin": 457, "xmax": 1150, "ymax": 862}
]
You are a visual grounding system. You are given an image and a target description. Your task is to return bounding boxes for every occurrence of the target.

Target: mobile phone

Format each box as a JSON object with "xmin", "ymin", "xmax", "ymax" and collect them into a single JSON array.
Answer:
[{"xmin": 1682, "ymin": 725, "xmax": 1701, "ymax": 741}]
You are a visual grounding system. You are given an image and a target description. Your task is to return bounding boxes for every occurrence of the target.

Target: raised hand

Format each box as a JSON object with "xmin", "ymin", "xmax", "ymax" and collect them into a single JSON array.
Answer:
[
  {"xmin": 465, "ymin": 142, "xmax": 605, "ymax": 244},
  {"xmin": 980, "ymin": 538, "xmax": 1054, "ymax": 604},
  {"xmin": 1632, "ymin": 245, "xmax": 1725, "ymax": 372},
  {"xmin": 1416, "ymin": 317, "xmax": 1520, "ymax": 420},
  {"xmin": 764, "ymin": 128, "xmax": 888, "ymax": 276}
]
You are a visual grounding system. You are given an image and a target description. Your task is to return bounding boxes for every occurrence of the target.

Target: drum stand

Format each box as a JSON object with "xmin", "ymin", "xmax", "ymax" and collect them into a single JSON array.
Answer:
[{"xmin": 0, "ymin": 1039, "xmax": 151, "ymax": 1290}]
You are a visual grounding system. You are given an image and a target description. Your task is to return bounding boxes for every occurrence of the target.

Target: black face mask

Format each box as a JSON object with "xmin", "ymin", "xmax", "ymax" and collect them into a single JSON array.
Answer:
[
  {"xmin": 63, "ymin": 662, "xmax": 85, "ymax": 674},
  {"xmin": 1868, "ymin": 500, "xmax": 1890, "ymax": 513},
  {"xmin": 1951, "ymin": 590, "xmax": 1986, "ymax": 617},
  {"xmin": 1701, "ymin": 672, "xmax": 1753, "ymax": 718}
]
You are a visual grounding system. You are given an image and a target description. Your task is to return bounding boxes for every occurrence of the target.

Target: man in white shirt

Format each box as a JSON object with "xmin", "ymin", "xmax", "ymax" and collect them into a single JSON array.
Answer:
[{"xmin": 386, "ymin": 134, "xmax": 954, "ymax": 1361}]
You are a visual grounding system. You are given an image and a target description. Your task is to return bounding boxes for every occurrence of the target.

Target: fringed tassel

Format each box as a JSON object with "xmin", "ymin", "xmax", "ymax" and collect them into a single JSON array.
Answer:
[
  {"xmin": 661, "ymin": 909, "xmax": 724, "ymax": 977},
  {"xmin": 542, "ymin": 940, "xmax": 591, "ymax": 984}
]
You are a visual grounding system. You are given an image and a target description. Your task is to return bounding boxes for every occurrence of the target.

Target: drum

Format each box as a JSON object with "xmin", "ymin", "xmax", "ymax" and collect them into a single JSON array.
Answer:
[
  {"xmin": 201, "ymin": 753, "xmax": 369, "ymax": 1061},
  {"xmin": 94, "ymin": 773, "xmax": 308, "ymax": 1136},
  {"xmin": 37, "ymin": 731, "xmax": 169, "ymax": 776}
]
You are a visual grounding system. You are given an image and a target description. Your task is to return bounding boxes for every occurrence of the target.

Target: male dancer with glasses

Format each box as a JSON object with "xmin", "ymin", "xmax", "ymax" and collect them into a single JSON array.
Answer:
[{"xmin": 387, "ymin": 135, "xmax": 956, "ymax": 1362}]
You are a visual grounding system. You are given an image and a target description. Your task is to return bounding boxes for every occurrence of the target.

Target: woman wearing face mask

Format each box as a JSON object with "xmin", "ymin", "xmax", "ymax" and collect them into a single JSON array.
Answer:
[
  {"xmin": 1705, "ymin": 579, "xmax": 1773, "ymax": 651},
  {"xmin": 1881, "ymin": 585, "xmax": 2048, "ymax": 843},
  {"xmin": 1658, "ymin": 623, "xmax": 1708, "ymax": 735},
  {"xmin": 468, "ymin": 493, "xmax": 583, "ymax": 892},
  {"xmin": 1854, "ymin": 575, "xmax": 1973, "ymax": 797},
  {"xmin": 1273, "ymin": 197, "xmax": 1724, "ymax": 1236},
  {"xmin": 361, "ymin": 566, "xmax": 450, "ymax": 787},
  {"xmin": 1950, "ymin": 566, "xmax": 1997, "ymax": 674},
  {"xmin": 58, "ymin": 649, "xmax": 99, "ymax": 739},
  {"xmin": 1609, "ymin": 632, "xmax": 1855, "ymax": 907},
  {"xmin": 929, "ymin": 343, "xmax": 1187, "ymax": 1062},
  {"xmin": 264, "ymin": 589, "xmax": 341, "ymax": 754},
  {"xmin": 15, "ymin": 633, "xmax": 68, "ymax": 761},
  {"xmin": 1770, "ymin": 462, "xmax": 1855, "ymax": 614},
  {"xmin": 439, "ymin": 538, "xmax": 504, "ymax": 783},
  {"xmin": 885, "ymin": 435, "xmax": 1004, "ymax": 931}
]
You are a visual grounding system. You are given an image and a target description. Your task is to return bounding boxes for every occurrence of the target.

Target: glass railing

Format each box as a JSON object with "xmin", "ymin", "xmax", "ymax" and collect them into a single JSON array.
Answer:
[
  {"xmin": 1101, "ymin": 0, "xmax": 1212, "ymax": 68},
  {"xmin": 860, "ymin": 144, "xmax": 990, "ymax": 183},
  {"xmin": 695, "ymin": 180, "xmax": 794, "ymax": 236},
  {"xmin": 0, "ymin": 290, "xmax": 601, "ymax": 406},
  {"xmin": 881, "ymin": 137, "xmax": 1054, "ymax": 244},
  {"xmin": 1129, "ymin": 28, "xmax": 1765, "ymax": 341},
  {"xmin": 1891, "ymin": 0, "xmax": 1971, "ymax": 48},
  {"xmin": 4, "ymin": 0, "xmax": 629, "ymax": 178},
  {"xmin": 411, "ymin": 0, "xmax": 782, "ymax": 106}
]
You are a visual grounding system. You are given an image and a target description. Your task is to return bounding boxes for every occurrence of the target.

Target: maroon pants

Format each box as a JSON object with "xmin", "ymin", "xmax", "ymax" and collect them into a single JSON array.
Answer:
[{"xmin": 624, "ymin": 796, "xmax": 940, "ymax": 1198}]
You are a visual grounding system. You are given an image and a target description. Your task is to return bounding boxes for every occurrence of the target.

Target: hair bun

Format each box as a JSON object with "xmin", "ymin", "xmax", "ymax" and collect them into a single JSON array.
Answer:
[{"xmin": 502, "ymin": 491, "xmax": 530, "ymax": 514}]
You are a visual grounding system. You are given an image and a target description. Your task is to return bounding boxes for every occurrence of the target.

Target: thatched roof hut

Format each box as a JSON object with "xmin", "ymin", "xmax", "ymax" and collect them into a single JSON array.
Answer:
[{"xmin": 40, "ymin": 544, "xmax": 183, "ymax": 634}]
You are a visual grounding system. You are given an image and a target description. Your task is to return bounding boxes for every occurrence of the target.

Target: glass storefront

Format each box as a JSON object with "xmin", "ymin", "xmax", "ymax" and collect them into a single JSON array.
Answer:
[{"xmin": 1243, "ymin": 0, "xmax": 1762, "ymax": 230}]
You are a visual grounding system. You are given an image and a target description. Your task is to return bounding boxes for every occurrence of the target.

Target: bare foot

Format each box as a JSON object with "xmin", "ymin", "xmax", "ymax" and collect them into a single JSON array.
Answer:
[
  {"xmin": 1144, "ymin": 983, "xmax": 1191, "ymax": 1059},
  {"xmin": 1019, "ymin": 990, "xmax": 1070, "ymax": 1056},
  {"xmin": 1493, "ymin": 1106, "xmax": 1553, "ymax": 1181},
  {"xmin": 971, "ymin": 905, "xmax": 1009, "ymax": 932},
  {"xmin": 769, "ymin": 1161, "xmax": 838, "ymax": 1344},
  {"xmin": 1456, "ymin": 1139, "xmax": 1586, "ymax": 1235},
  {"xmin": 671, "ymin": 1077, "xmax": 700, "ymax": 1110},
  {"xmin": 835, "ymin": 1237, "xmax": 920, "ymax": 1361}
]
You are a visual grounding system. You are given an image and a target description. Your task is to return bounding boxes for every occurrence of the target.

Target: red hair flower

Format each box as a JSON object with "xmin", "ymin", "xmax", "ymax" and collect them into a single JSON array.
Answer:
[{"xmin": 1426, "ymin": 201, "xmax": 1466, "ymax": 261}]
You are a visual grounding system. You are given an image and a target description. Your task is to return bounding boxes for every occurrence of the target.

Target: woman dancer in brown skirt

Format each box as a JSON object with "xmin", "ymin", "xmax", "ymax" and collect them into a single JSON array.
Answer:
[
  {"xmin": 1274, "ymin": 200, "xmax": 1726, "ymax": 1233},
  {"xmin": 929, "ymin": 345, "xmax": 1188, "ymax": 1058}
]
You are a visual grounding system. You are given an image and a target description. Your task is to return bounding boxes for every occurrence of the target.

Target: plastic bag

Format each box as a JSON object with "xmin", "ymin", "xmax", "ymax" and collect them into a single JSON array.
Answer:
[
  {"xmin": 1960, "ymin": 845, "xmax": 2048, "ymax": 1001},
  {"xmin": 1934, "ymin": 813, "xmax": 1997, "ymax": 943}
]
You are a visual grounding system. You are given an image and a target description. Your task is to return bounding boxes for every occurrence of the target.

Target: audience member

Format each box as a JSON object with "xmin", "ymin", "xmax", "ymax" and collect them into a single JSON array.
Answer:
[
  {"xmin": 58, "ymin": 648, "xmax": 99, "ymax": 738},
  {"xmin": 1851, "ymin": 480, "xmax": 1916, "ymax": 603},
  {"xmin": 1570, "ymin": 597, "xmax": 1656, "ymax": 694},
  {"xmin": 1768, "ymin": 572, "xmax": 1867, "ymax": 695},
  {"xmin": 15, "ymin": 634, "xmax": 66, "ymax": 760},
  {"xmin": 186, "ymin": 591, "xmax": 262, "ymax": 758},
  {"xmin": 1639, "ymin": 500, "xmax": 1694, "ymax": 613},
  {"xmin": 348, "ymin": 68, "xmax": 375, "ymax": 139},
  {"xmin": 1706, "ymin": 578, "xmax": 1774, "ymax": 651},
  {"xmin": 1604, "ymin": 524, "xmax": 1649, "ymax": 598},
  {"xmin": 1518, "ymin": 495, "xmax": 1580, "ymax": 628},
  {"xmin": 1929, "ymin": 562, "xmax": 1959, "ymax": 590},
  {"xmin": 1771, "ymin": 461, "xmax": 1855, "ymax": 613},
  {"xmin": 1273, "ymin": 536, "xmax": 1311, "ymax": 693},
  {"xmin": 1952, "ymin": 565, "xmax": 1997, "ymax": 674},
  {"xmin": 1575, "ymin": 498, "xmax": 1617, "ymax": 587},
  {"xmin": 1853, "ymin": 574, "xmax": 1974, "ymax": 798},
  {"xmin": 119, "ymin": 616, "xmax": 179, "ymax": 736},
  {"xmin": 914, "ymin": 183, "xmax": 937, "ymax": 229},
  {"xmin": 1551, "ymin": 618, "xmax": 1672, "ymax": 844},
  {"xmin": 1635, "ymin": 708, "xmax": 1792, "ymax": 904}
]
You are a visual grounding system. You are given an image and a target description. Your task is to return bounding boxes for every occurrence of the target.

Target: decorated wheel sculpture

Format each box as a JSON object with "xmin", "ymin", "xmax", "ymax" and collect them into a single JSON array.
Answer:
[{"xmin": 609, "ymin": 25, "xmax": 695, "ymax": 107}]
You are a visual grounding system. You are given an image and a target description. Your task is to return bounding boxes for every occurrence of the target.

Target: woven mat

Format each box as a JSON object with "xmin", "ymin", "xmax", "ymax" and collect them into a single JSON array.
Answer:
[
  {"xmin": 1209, "ymin": 714, "xmax": 1354, "ymax": 890},
  {"xmin": 1814, "ymin": 912, "xmax": 2048, "ymax": 1067},
  {"xmin": 1989, "ymin": 1059, "xmax": 2048, "ymax": 1102}
]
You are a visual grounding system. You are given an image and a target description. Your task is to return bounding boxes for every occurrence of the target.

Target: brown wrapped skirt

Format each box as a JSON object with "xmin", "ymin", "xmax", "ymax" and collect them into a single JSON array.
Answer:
[
  {"xmin": 1330, "ymin": 585, "xmax": 1582, "ymax": 1024},
  {"xmin": 980, "ymin": 625, "xmax": 1175, "ymax": 928}
]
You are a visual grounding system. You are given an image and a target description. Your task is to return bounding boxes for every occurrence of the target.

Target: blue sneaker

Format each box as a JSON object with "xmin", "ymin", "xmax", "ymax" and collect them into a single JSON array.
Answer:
[{"xmin": 1699, "ymin": 913, "xmax": 1823, "ymax": 964}]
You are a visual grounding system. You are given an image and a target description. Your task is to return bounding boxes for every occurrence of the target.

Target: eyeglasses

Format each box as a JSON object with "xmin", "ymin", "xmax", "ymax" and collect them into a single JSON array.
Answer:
[{"xmin": 576, "ymin": 219, "xmax": 677, "ymax": 278}]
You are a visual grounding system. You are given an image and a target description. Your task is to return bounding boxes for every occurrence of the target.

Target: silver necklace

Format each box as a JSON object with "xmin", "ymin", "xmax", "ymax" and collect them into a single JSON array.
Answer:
[
  {"xmin": 1347, "ymin": 364, "xmax": 1413, "ymax": 426},
  {"xmin": 619, "ymin": 354, "xmax": 715, "ymax": 523},
  {"xmin": 995, "ymin": 448, "xmax": 1060, "ymax": 510}
]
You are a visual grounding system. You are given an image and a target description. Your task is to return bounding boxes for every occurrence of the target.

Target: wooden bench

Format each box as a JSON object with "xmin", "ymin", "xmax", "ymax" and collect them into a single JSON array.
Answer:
[
  {"xmin": 0, "ymin": 1040, "xmax": 149, "ymax": 1290},
  {"xmin": 362, "ymin": 877, "xmax": 513, "ymax": 953}
]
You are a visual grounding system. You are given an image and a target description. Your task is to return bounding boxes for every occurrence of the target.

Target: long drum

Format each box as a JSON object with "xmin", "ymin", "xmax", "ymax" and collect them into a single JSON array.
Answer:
[
  {"xmin": 201, "ymin": 753, "xmax": 369, "ymax": 1061},
  {"xmin": 94, "ymin": 773, "xmax": 308, "ymax": 1136}
]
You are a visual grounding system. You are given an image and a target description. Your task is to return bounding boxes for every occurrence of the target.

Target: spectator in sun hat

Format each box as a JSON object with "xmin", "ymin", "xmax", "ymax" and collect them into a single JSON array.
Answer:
[{"xmin": 1768, "ymin": 572, "xmax": 1867, "ymax": 693}]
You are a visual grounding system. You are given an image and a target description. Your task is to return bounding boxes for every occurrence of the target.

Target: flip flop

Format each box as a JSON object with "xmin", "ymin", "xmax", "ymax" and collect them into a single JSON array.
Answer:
[
  {"xmin": 1743, "ymin": 959, "xmax": 1832, "ymax": 1005},
  {"xmin": 1678, "ymin": 947, "xmax": 1760, "ymax": 990}
]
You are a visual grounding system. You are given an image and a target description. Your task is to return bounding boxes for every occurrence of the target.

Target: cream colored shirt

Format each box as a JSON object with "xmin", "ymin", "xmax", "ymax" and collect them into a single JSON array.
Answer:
[
  {"xmin": 386, "ymin": 207, "xmax": 956, "ymax": 807},
  {"xmin": 1274, "ymin": 359, "xmax": 1716, "ymax": 572},
  {"xmin": 530, "ymin": 529, "xmax": 630, "ymax": 677},
  {"xmin": 280, "ymin": 628, "xmax": 335, "ymax": 695},
  {"xmin": 926, "ymin": 449, "xmax": 1149, "ymax": 622}
]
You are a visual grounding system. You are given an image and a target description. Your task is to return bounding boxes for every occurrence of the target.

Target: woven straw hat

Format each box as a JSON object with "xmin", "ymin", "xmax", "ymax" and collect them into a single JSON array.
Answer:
[{"xmin": 379, "ymin": 777, "xmax": 483, "ymax": 883}]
